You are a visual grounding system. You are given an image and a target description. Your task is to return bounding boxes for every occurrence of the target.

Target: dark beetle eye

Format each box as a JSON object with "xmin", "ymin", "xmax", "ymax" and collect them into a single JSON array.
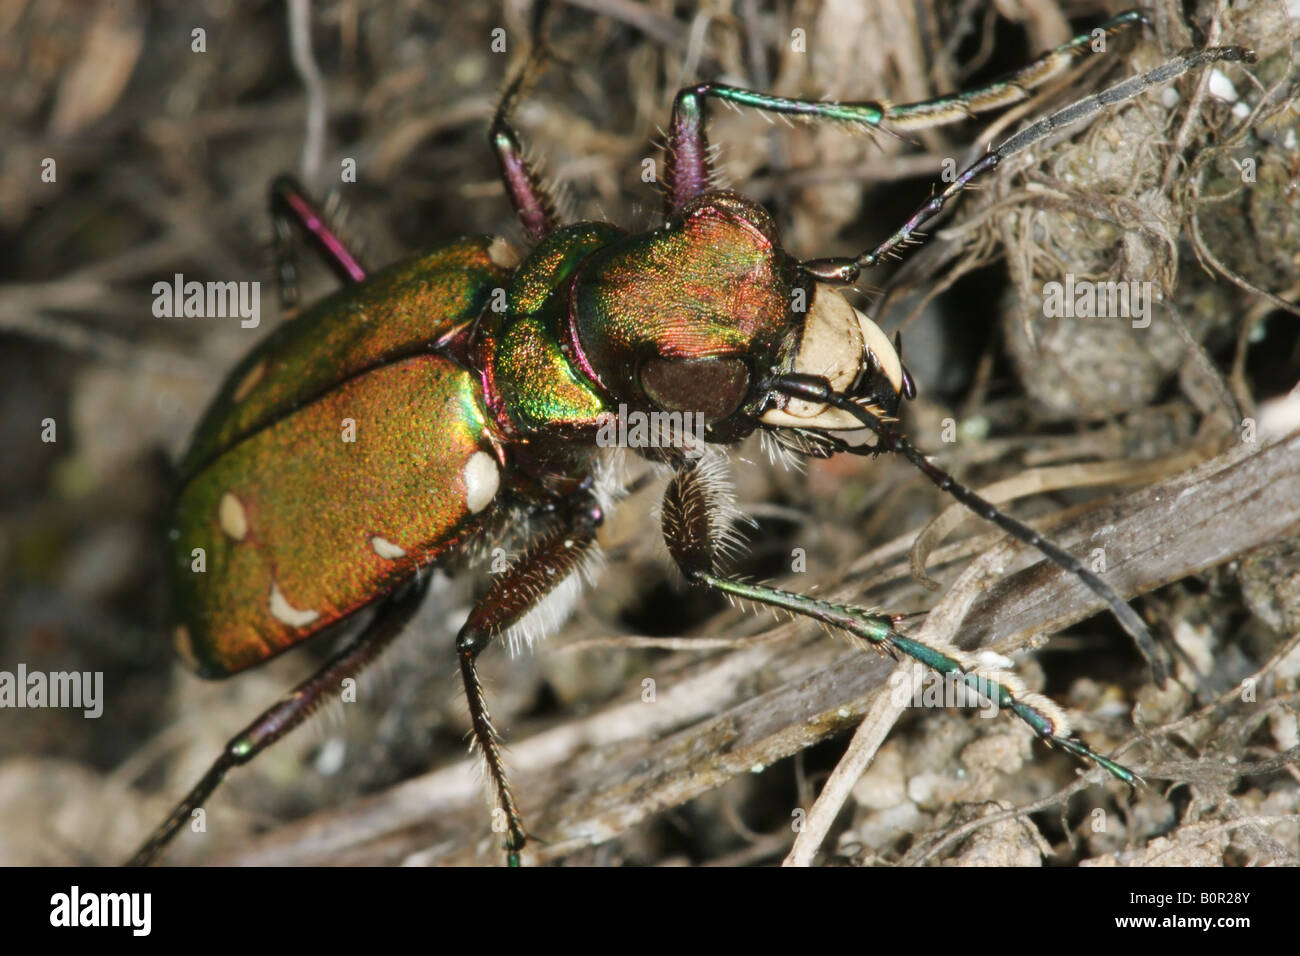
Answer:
[{"xmin": 639, "ymin": 357, "xmax": 751, "ymax": 424}]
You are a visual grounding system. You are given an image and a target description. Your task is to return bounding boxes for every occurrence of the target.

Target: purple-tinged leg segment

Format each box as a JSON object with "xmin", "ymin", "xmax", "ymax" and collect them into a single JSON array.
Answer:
[
  {"xmin": 126, "ymin": 576, "xmax": 427, "ymax": 866},
  {"xmin": 485, "ymin": 0, "xmax": 559, "ymax": 243},
  {"xmin": 491, "ymin": 121, "xmax": 557, "ymax": 243},
  {"xmin": 270, "ymin": 175, "xmax": 368, "ymax": 287},
  {"xmin": 663, "ymin": 86, "xmax": 713, "ymax": 217}
]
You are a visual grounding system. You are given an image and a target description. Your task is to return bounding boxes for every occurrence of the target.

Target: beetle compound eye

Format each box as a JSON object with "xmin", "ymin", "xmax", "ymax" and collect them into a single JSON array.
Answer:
[{"xmin": 639, "ymin": 356, "xmax": 750, "ymax": 424}]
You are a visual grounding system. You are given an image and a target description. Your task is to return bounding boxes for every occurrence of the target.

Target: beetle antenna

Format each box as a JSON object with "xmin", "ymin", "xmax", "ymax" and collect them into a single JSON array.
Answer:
[{"xmin": 771, "ymin": 373, "xmax": 1167, "ymax": 684}]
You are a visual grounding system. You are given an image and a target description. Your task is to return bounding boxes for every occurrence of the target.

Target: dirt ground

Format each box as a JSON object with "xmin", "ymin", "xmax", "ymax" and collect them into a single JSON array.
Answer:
[{"xmin": 1, "ymin": 0, "xmax": 1298, "ymax": 867}]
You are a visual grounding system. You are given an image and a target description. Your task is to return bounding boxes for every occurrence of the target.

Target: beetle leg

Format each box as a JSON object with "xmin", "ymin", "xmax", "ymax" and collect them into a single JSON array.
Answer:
[
  {"xmin": 659, "ymin": 461, "xmax": 1138, "ymax": 785},
  {"xmin": 771, "ymin": 371, "xmax": 1168, "ymax": 682},
  {"xmin": 489, "ymin": 33, "xmax": 560, "ymax": 241},
  {"xmin": 126, "ymin": 575, "xmax": 429, "ymax": 866},
  {"xmin": 663, "ymin": 13, "xmax": 1146, "ymax": 216},
  {"xmin": 802, "ymin": 42, "xmax": 1254, "ymax": 283},
  {"xmin": 268, "ymin": 174, "xmax": 369, "ymax": 314},
  {"xmin": 456, "ymin": 493, "xmax": 604, "ymax": 865}
]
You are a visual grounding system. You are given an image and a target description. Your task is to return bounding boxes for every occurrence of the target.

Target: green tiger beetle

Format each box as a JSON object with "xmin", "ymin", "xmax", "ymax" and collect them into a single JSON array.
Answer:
[{"xmin": 127, "ymin": 8, "xmax": 1255, "ymax": 866}]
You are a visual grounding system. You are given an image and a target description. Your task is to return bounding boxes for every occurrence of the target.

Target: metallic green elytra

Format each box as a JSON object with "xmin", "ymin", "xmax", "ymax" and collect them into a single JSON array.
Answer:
[
  {"xmin": 172, "ymin": 354, "xmax": 499, "ymax": 676},
  {"xmin": 178, "ymin": 237, "xmax": 514, "ymax": 478},
  {"xmin": 171, "ymin": 237, "xmax": 519, "ymax": 675}
]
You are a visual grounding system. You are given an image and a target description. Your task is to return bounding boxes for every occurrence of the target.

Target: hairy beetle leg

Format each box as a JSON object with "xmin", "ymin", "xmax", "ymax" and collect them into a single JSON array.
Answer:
[
  {"xmin": 455, "ymin": 492, "xmax": 604, "ymax": 865},
  {"xmin": 662, "ymin": 12, "xmax": 1146, "ymax": 216},
  {"xmin": 773, "ymin": 372, "xmax": 1166, "ymax": 682},
  {"xmin": 490, "ymin": 82, "xmax": 559, "ymax": 242},
  {"xmin": 661, "ymin": 463, "xmax": 1138, "ymax": 787},
  {"xmin": 489, "ymin": 5, "xmax": 560, "ymax": 242}
]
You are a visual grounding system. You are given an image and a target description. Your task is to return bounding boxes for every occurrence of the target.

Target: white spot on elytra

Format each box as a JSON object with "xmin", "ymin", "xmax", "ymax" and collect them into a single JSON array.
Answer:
[
  {"xmin": 370, "ymin": 535, "xmax": 406, "ymax": 559},
  {"xmin": 269, "ymin": 580, "xmax": 320, "ymax": 628},
  {"xmin": 463, "ymin": 451, "xmax": 499, "ymax": 514},
  {"xmin": 218, "ymin": 492, "xmax": 248, "ymax": 540}
]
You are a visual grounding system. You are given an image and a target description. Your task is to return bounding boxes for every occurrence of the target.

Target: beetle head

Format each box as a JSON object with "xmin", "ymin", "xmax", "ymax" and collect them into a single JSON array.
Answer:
[
  {"xmin": 568, "ymin": 190, "xmax": 914, "ymax": 449},
  {"xmin": 570, "ymin": 192, "xmax": 795, "ymax": 441}
]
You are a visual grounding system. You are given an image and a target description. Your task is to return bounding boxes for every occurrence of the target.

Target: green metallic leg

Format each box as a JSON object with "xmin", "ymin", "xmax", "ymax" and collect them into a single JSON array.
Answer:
[
  {"xmin": 775, "ymin": 371, "xmax": 1164, "ymax": 682},
  {"xmin": 659, "ymin": 462, "xmax": 1137, "ymax": 785},
  {"xmin": 455, "ymin": 491, "xmax": 604, "ymax": 865},
  {"xmin": 663, "ymin": 12, "xmax": 1144, "ymax": 215},
  {"xmin": 803, "ymin": 43, "xmax": 1255, "ymax": 282},
  {"xmin": 126, "ymin": 575, "xmax": 429, "ymax": 866}
]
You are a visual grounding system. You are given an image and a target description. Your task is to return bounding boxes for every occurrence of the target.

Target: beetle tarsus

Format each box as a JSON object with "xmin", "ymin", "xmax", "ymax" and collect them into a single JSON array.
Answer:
[{"xmin": 851, "ymin": 44, "xmax": 1256, "ymax": 276}]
